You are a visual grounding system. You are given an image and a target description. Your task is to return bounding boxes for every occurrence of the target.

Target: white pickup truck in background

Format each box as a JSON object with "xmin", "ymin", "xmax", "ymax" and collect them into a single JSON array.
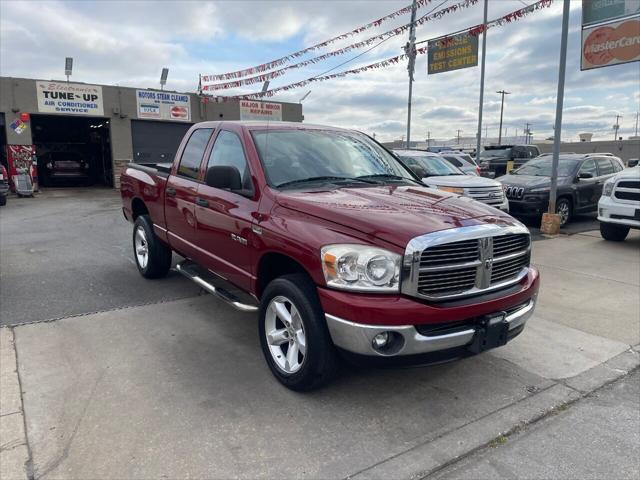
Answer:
[{"xmin": 598, "ymin": 166, "xmax": 640, "ymax": 241}]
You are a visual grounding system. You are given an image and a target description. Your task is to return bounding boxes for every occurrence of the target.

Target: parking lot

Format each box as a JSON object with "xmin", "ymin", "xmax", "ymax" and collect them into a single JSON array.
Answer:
[{"xmin": 1, "ymin": 190, "xmax": 638, "ymax": 479}]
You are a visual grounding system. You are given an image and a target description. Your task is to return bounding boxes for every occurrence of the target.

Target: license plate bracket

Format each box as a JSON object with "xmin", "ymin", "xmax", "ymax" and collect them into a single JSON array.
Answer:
[{"xmin": 468, "ymin": 313, "xmax": 509, "ymax": 354}]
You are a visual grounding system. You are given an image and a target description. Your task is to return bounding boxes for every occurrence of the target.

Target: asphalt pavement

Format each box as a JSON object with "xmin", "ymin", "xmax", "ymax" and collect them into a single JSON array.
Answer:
[{"xmin": 0, "ymin": 189, "xmax": 199, "ymax": 326}]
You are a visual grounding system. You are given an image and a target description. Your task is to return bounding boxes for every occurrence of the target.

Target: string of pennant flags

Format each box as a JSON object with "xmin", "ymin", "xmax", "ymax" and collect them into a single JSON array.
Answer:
[
  {"xmin": 202, "ymin": 0, "xmax": 434, "ymax": 82},
  {"xmin": 200, "ymin": 0, "xmax": 554, "ymax": 102},
  {"xmin": 202, "ymin": 0, "xmax": 480, "ymax": 92}
]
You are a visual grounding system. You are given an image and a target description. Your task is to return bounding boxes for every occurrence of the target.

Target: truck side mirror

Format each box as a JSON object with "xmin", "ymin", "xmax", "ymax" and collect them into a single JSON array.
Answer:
[
  {"xmin": 628, "ymin": 159, "xmax": 639, "ymax": 167},
  {"xmin": 205, "ymin": 165, "xmax": 242, "ymax": 190}
]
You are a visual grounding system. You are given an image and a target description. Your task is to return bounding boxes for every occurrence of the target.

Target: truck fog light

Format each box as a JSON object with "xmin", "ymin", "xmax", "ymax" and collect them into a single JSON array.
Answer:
[{"xmin": 372, "ymin": 332, "xmax": 390, "ymax": 349}]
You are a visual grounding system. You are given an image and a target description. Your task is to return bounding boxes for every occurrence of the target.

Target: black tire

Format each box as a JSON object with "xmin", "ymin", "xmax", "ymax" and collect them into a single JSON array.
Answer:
[
  {"xmin": 556, "ymin": 197, "xmax": 572, "ymax": 226},
  {"xmin": 0, "ymin": 195, "xmax": 6, "ymax": 206},
  {"xmin": 258, "ymin": 274, "xmax": 338, "ymax": 391},
  {"xmin": 600, "ymin": 222, "xmax": 630, "ymax": 242},
  {"xmin": 132, "ymin": 214, "xmax": 172, "ymax": 279}
]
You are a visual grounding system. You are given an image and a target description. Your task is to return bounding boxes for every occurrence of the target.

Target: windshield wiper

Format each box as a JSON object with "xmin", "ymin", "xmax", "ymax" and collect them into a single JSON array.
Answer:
[
  {"xmin": 356, "ymin": 174, "xmax": 422, "ymax": 185},
  {"xmin": 276, "ymin": 176, "xmax": 375, "ymax": 188}
]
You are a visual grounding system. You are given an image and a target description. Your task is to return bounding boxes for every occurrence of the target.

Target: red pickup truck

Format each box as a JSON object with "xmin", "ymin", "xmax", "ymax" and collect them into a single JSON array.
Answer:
[{"xmin": 121, "ymin": 121, "xmax": 539, "ymax": 390}]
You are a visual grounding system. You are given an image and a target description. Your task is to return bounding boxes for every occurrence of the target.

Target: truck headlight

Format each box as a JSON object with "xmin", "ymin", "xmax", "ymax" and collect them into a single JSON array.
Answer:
[
  {"xmin": 321, "ymin": 245, "xmax": 400, "ymax": 292},
  {"xmin": 602, "ymin": 182, "xmax": 614, "ymax": 197},
  {"xmin": 436, "ymin": 186, "xmax": 464, "ymax": 194}
]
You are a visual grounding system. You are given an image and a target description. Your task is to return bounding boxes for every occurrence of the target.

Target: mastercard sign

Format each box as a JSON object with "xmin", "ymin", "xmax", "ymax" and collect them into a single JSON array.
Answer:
[{"xmin": 581, "ymin": 18, "xmax": 640, "ymax": 70}]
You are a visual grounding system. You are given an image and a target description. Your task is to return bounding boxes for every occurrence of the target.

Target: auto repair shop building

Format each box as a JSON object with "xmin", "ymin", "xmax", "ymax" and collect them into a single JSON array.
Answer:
[{"xmin": 0, "ymin": 76, "xmax": 303, "ymax": 189}]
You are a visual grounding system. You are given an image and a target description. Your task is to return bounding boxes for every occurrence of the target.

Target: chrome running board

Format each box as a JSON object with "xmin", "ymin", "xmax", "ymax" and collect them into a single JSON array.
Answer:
[{"xmin": 175, "ymin": 261, "xmax": 259, "ymax": 312}]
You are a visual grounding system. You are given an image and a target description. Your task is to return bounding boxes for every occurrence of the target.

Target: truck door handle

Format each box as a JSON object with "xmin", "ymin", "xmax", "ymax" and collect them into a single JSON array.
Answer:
[
  {"xmin": 166, "ymin": 187, "xmax": 176, "ymax": 197},
  {"xmin": 196, "ymin": 198, "xmax": 209, "ymax": 208}
]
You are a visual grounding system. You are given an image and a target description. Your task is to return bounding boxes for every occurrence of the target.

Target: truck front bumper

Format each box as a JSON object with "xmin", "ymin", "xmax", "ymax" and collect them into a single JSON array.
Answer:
[
  {"xmin": 598, "ymin": 196, "xmax": 640, "ymax": 228},
  {"xmin": 319, "ymin": 267, "xmax": 539, "ymax": 357}
]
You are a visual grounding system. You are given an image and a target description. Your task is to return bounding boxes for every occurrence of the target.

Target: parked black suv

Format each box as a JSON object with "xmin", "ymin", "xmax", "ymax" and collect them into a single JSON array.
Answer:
[
  {"xmin": 498, "ymin": 154, "xmax": 625, "ymax": 226},
  {"xmin": 479, "ymin": 145, "xmax": 540, "ymax": 177}
]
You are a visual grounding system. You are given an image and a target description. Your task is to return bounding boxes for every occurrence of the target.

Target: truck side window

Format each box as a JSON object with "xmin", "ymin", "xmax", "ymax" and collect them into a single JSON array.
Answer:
[
  {"xmin": 207, "ymin": 130, "xmax": 252, "ymax": 191},
  {"xmin": 177, "ymin": 128, "xmax": 213, "ymax": 180}
]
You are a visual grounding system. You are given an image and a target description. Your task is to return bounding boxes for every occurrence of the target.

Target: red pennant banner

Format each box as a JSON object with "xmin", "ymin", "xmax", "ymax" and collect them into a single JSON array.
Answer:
[{"xmin": 202, "ymin": 0, "xmax": 480, "ymax": 91}]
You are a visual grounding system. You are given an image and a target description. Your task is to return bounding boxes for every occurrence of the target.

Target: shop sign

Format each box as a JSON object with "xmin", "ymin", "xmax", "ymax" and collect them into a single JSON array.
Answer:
[
  {"xmin": 581, "ymin": 17, "xmax": 640, "ymax": 70},
  {"xmin": 239, "ymin": 100, "xmax": 283, "ymax": 121},
  {"xmin": 36, "ymin": 81, "xmax": 104, "ymax": 116},
  {"xmin": 582, "ymin": 0, "xmax": 640, "ymax": 26},
  {"xmin": 136, "ymin": 90, "xmax": 191, "ymax": 122},
  {"xmin": 428, "ymin": 33, "xmax": 479, "ymax": 75}
]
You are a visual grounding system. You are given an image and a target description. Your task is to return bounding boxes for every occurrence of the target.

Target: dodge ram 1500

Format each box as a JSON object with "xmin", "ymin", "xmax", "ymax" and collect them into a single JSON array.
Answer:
[{"xmin": 121, "ymin": 121, "xmax": 539, "ymax": 391}]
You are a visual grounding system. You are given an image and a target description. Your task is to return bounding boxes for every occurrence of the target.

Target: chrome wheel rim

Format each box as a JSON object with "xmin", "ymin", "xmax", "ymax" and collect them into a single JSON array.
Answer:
[
  {"xmin": 134, "ymin": 226, "xmax": 149, "ymax": 269},
  {"xmin": 557, "ymin": 201, "xmax": 570, "ymax": 225},
  {"xmin": 265, "ymin": 296, "xmax": 306, "ymax": 374}
]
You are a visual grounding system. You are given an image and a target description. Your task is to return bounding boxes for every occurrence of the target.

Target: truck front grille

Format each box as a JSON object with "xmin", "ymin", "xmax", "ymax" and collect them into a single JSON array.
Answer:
[
  {"xmin": 411, "ymin": 233, "xmax": 530, "ymax": 300},
  {"xmin": 613, "ymin": 179, "xmax": 640, "ymax": 202}
]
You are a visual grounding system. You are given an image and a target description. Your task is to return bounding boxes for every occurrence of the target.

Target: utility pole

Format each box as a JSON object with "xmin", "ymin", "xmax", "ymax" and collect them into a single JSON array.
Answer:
[
  {"xmin": 525, "ymin": 122, "xmax": 532, "ymax": 144},
  {"xmin": 497, "ymin": 90, "xmax": 510, "ymax": 145},
  {"xmin": 545, "ymin": 0, "xmax": 570, "ymax": 233},
  {"xmin": 457, "ymin": 129, "xmax": 463, "ymax": 144},
  {"xmin": 405, "ymin": 0, "xmax": 418, "ymax": 149},
  {"xmin": 475, "ymin": 0, "xmax": 489, "ymax": 162},
  {"xmin": 635, "ymin": 111, "xmax": 639, "ymax": 137},
  {"xmin": 613, "ymin": 114, "xmax": 622, "ymax": 141},
  {"xmin": 427, "ymin": 130, "xmax": 431, "ymax": 147}
]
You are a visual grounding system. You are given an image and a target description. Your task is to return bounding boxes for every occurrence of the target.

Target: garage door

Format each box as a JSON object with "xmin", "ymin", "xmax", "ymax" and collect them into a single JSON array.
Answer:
[{"xmin": 131, "ymin": 120, "xmax": 192, "ymax": 164}]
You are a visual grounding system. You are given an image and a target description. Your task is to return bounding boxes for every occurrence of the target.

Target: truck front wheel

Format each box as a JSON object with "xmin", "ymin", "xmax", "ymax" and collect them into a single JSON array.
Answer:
[
  {"xmin": 132, "ymin": 215, "xmax": 172, "ymax": 278},
  {"xmin": 259, "ymin": 274, "xmax": 338, "ymax": 391},
  {"xmin": 600, "ymin": 222, "xmax": 630, "ymax": 241}
]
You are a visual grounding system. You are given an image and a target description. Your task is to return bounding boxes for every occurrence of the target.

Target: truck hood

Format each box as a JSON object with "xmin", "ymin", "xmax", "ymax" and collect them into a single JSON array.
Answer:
[
  {"xmin": 422, "ymin": 175, "xmax": 500, "ymax": 188},
  {"xmin": 275, "ymin": 185, "xmax": 518, "ymax": 248}
]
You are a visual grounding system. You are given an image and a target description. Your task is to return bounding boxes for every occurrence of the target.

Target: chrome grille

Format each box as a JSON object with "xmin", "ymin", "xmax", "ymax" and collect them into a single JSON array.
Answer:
[
  {"xmin": 466, "ymin": 186, "xmax": 505, "ymax": 206},
  {"xmin": 504, "ymin": 186, "xmax": 524, "ymax": 200},
  {"xmin": 420, "ymin": 239, "xmax": 479, "ymax": 267},
  {"xmin": 405, "ymin": 228, "xmax": 531, "ymax": 301}
]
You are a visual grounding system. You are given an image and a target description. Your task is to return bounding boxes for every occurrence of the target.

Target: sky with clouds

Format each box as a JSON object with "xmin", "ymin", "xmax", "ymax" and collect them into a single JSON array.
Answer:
[{"xmin": 1, "ymin": 0, "xmax": 639, "ymax": 142}]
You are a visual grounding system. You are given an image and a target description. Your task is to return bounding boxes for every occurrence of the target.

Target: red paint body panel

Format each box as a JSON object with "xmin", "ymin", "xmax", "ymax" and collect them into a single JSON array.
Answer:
[
  {"xmin": 318, "ymin": 268, "xmax": 539, "ymax": 326},
  {"xmin": 120, "ymin": 121, "xmax": 540, "ymax": 328}
]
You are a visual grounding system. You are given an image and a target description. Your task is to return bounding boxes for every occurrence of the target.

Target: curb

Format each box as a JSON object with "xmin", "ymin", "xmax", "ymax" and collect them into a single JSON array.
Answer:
[
  {"xmin": 348, "ymin": 346, "xmax": 640, "ymax": 480},
  {"xmin": 0, "ymin": 328, "xmax": 31, "ymax": 480}
]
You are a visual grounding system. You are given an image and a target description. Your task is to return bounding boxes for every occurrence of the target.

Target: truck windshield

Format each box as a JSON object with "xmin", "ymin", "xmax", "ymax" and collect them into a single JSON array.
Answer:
[
  {"xmin": 251, "ymin": 129, "xmax": 416, "ymax": 188},
  {"xmin": 512, "ymin": 158, "xmax": 579, "ymax": 177}
]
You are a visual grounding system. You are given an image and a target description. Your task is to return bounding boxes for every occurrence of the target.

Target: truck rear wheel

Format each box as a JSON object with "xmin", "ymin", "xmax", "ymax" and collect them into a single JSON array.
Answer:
[
  {"xmin": 258, "ymin": 274, "xmax": 338, "ymax": 391},
  {"xmin": 133, "ymin": 215, "xmax": 172, "ymax": 279},
  {"xmin": 600, "ymin": 222, "xmax": 629, "ymax": 242}
]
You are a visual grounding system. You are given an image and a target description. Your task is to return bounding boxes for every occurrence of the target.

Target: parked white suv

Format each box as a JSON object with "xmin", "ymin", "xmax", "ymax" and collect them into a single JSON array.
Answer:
[
  {"xmin": 440, "ymin": 151, "xmax": 481, "ymax": 176},
  {"xmin": 598, "ymin": 166, "xmax": 640, "ymax": 241},
  {"xmin": 394, "ymin": 149, "xmax": 509, "ymax": 212}
]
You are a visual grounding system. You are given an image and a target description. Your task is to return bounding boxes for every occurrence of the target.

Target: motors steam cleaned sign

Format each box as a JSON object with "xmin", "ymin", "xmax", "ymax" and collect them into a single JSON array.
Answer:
[
  {"xmin": 136, "ymin": 90, "xmax": 191, "ymax": 122},
  {"xmin": 36, "ymin": 81, "xmax": 104, "ymax": 115},
  {"xmin": 428, "ymin": 33, "xmax": 479, "ymax": 74}
]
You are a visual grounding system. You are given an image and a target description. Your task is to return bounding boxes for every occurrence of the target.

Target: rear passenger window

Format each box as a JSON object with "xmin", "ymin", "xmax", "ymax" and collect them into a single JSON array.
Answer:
[
  {"xmin": 596, "ymin": 158, "xmax": 615, "ymax": 176},
  {"xmin": 207, "ymin": 130, "xmax": 252, "ymax": 191},
  {"xmin": 612, "ymin": 160, "xmax": 623, "ymax": 172},
  {"xmin": 177, "ymin": 128, "xmax": 213, "ymax": 179}
]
